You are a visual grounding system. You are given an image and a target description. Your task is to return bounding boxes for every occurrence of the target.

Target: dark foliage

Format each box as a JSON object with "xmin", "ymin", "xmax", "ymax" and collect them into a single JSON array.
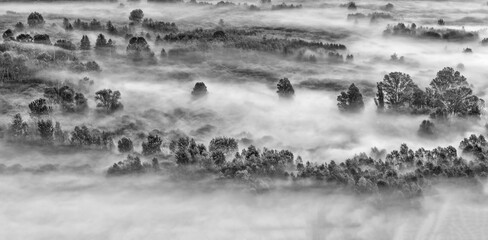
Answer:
[
  {"xmin": 337, "ymin": 83, "xmax": 364, "ymax": 113},
  {"xmin": 27, "ymin": 12, "xmax": 45, "ymax": 27},
  {"xmin": 95, "ymin": 89, "xmax": 123, "ymax": 113},
  {"xmin": 384, "ymin": 23, "xmax": 478, "ymax": 42},
  {"xmin": 29, "ymin": 98, "xmax": 52, "ymax": 116},
  {"xmin": 142, "ymin": 134, "xmax": 162, "ymax": 155},
  {"xmin": 209, "ymin": 137, "xmax": 238, "ymax": 155},
  {"xmin": 33, "ymin": 34, "xmax": 51, "ymax": 45},
  {"xmin": 54, "ymin": 40, "xmax": 76, "ymax": 51},
  {"xmin": 418, "ymin": 120, "xmax": 436, "ymax": 137},
  {"xmin": 118, "ymin": 137, "xmax": 134, "ymax": 153},
  {"xmin": 129, "ymin": 9, "xmax": 144, "ymax": 23},
  {"xmin": 191, "ymin": 82, "xmax": 208, "ymax": 98},
  {"xmin": 276, "ymin": 78, "xmax": 295, "ymax": 98},
  {"xmin": 80, "ymin": 35, "xmax": 91, "ymax": 50},
  {"xmin": 38, "ymin": 119, "xmax": 54, "ymax": 142}
]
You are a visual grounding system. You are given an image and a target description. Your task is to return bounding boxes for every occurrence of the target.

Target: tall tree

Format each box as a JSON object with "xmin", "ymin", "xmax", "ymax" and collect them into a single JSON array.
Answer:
[
  {"xmin": 427, "ymin": 67, "xmax": 484, "ymax": 119},
  {"xmin": 337, "ymin": 83, "xmax": 364, "ymax": 112},
  {"xmin": 377, "ymin": 72, "xmax": 418, "ymax": 110},
  {"xmin": 95, "ymin": 89, "xmax": 123, "ymax": 112},
  {"xmin": 80, "ymin": 35, "xmax": 91, "ymax": 50}
]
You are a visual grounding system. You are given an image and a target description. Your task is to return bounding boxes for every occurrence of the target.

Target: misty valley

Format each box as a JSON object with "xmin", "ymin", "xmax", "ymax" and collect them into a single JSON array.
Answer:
[{"xmin": 2, "ymin": 0, "xmax": 488, "ymax": 239}]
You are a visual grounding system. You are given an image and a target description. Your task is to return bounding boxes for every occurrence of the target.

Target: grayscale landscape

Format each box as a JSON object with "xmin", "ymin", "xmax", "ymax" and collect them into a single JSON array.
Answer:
[{"xmin": 1, "ymin": 0, "xmax": 488, "ymax": 239}]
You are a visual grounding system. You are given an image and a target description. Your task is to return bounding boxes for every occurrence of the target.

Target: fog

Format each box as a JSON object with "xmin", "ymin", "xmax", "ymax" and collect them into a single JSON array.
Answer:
[{"xmin": 2, "ymin": 0, "xmax": 488, "ymax": 239}]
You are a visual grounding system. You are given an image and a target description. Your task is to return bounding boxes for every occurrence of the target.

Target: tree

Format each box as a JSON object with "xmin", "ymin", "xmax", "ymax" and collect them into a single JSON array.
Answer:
[
  {"xmin": 27, "ymin": 12, "xmax": 45, "ymax": 27},
  {"xmin": 377, "ymin": 72, "xmax": 418, "ymax": 111},
  {"xmin": 95, "ymin": 89, "xmax": 123, "ymax": 112},
  {"xmin": 211, "ymin": 151, "xmax": 226, "ymax": 166},
  {"xmin": 54, "ymin": 40, "xmax": 76, "ymax": 51},
  {"xmin": 8, "ymin": 114, "xmax": 28, "ymax": 138},
  {"xmin": 33, "ymin": 34, "xmax": 51, "ymax": 45},
  {"xmin": 38, "ymin": 119, "xmax": 54, "ymax": 142},
  {"xmin": 337, "ymin": 83, "xmax": 364, "ymax": 112},
  {"xmin": 118, "ymin": 137, "xmax": 134, "ymax": 153},
  {"xmin": 129, "ymin": 9, "xmax": 144, "ymax": 22},
  {"xmin": 427, "ymin": 67, "xmax": 484, "ymax": 119},
  {"xmin": 16, "ymin": 34, "xmax": 33, "ymax": 42},
  {"xmin": 85, "ymin": 61, "xmax": 101, "ymax": 72},
  {"xmin": 374, "ymin": 82, "xmax": 385, "ymax": 111},
  {"xmin": 126, "ymin": 37, "xmax": 154, "ymax": 61},
  {"xmin": 54, "ymin": 122, "xmax": 65, "ymax": 144},
  {"xmin": 106, "ymin": 21, "xmax": 118, "ymax": 35},
  {"xmin": 2, "ymin": 29, "xmax": 14, "ymax": 41},
  {"xmin": 15, "ymin": 22, "xmax": 24, "ymax": 31},
  {"xmin": 142, "ymin": 134, "xmax": 162, "ymax": 155},
  {"xmin": 71, "ymin": 125, "xmax": 92, "ymax": 146},
  {"xmin": 277, "ymin": 78, "xmax": 295, "ymax": 98},
  {"xmin": 418, "ymin": 120, "xmax": 436, "ymax": 137},
  {"xmin": 209, "ymin": 137, "xmax": 238, "ymax": 155},
  {"xmin": 80, "ymin": 35, "xmax": 91, "ymax": 50},
  {"xmin": 191, "ymin": 82, "xmax": 208, "ymax": 98},
  {"xmin": 29, "ymin": 98, "xmax": 52, "ymax": 116},
  {"xmin": 95, "ymin": 34, "xmax": 107, "ymax": 49}
]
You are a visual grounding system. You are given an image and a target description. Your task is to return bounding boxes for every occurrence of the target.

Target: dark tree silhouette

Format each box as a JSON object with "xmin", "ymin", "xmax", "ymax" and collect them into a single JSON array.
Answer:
[
  {"xmin": 106, "ymin": 21, "xmax": 118, "ymax": 35},
  {"xmin": 377, "ymin": 72, "xmax": 418, "ymax": 110},
  {"xmin": 118, "ymin": 137, "xmax": 134, "ymax": 153},
  {"xmin": 95, "ymin": 89, "xmax": 123, "ymax": 112},
  {"xmin": 427, "ymin": 67, "xmax": 484, "ymax": 119},
  {"xmin": 337, "ymin": 83, "xmax": 364, "ymax": 113},
  {"xmin": 38, "ymin": 119, "xmax": 54, "ymax": 142},
  {"xmin": 209, "ymin": 137, "xmax": 238, "ymax": 155},
  {"xmin": 15, "ymin": 22, "xmax": 24, "ymax": 31},
  {"xmin": 29, "ymin": 98, "xmax": 51, "ymax": 116},
  {"xmin": 129, "ymin": 9, "xmax": 144, "ymax": 22},
  {"xmin": 191, "ymin": 82, "xmax": 208, "ymax": 98},
  {"xmin": 55, "ymin": 40, "xmax": 76, "ymax": 50},
  {"xmin": 418, "ymin": 120, "xmax": 436, "ymax": 137},
  {"xmin": 16, "ymin": 34, "xmax": 33, "ymax": 42},
  {"xmin": 27, "ymin": 12, "xmax": 45, "ymax": 27},
  {"xmin": 8, "ymin": 114, "xmax": 28, "ymax": 138},
  {"xmin": 80, "ymin": 35, "xmax": 91, "ymax": 50},
  {"xmin": 142, "ymin": 134, "xmax": 162, "ymax": 155},
  {"xmin": 2, "ymin": 29, "xmax": 14, "ymax": 41},
  {"xmin": 33, "ymin": 34, "xmax": 51, "ymax": 45},
  {"xmin": 276, "ymin": 78, "xmax": 295, "ymax": 98},
  {"xmin": 126, "ymin": 37, "xmax": 154, "ymax": 61}
]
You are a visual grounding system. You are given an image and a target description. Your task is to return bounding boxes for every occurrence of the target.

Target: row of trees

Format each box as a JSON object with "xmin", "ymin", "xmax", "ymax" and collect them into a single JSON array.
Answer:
[
  {"xmin": 374, "ymin": 67, "xmax": 484, "ymax": 119},
  {"xmin": 106, "ymin": 130, "xmax": 488, "ymax": 197},
  {"xmin": 384, "ymin": 23, "xmax": 479, "ymax": 42},
  {"xmin": 29, "ymin": 87, "xmax": 123, "ymax": 116}
]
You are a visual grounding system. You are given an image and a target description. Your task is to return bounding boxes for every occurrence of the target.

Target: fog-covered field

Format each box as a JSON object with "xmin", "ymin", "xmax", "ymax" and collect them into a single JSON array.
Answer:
[{"xmin": 2, "ymin": 0, "xmax": 488, "ymax": 239}]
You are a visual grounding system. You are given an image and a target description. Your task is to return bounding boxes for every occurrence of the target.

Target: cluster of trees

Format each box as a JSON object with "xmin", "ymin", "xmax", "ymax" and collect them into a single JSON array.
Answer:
[
  {"xmin": 142, "ymin": 19, "xmax": 178, "ymax": 33},
  {"xmin": 374, "ymin": 67, "xmax": 484, "ymax": 119},
  {"xmin": 5, "ymin": 112, "xmax": 115, "ymax": 149},
  {"xmin": 28, "ymin": 87, "xmax": 122, "ymax": 116},
  {"xmin": 271, "ymin": 3, "xmax": 302, "ymax": 10},
  {"xmin": 384, "ymin": 23, "xmax": 479, "ymax": 42},
  {"xmin": 160, "ymin": 27, "xmax": 346, "ymax": 58},
  {"xmin": 43, "ymin": 85, "xmax": 88, "ymax": 113},
  {"xmin": 337, "ymin": 84, "xmax": 364, "ymax": 113},
  {"xmin": 105, "ymin": 132, "xmax": 488, "ymax": 197},
  {"xmin": 126, "ymin": 36, "xmax": 155, "ymax": 61},
  {"xmin": 0, "ymin": 52, "xmax": 30, "ymax": 83},
  {"xmin": 347, "ymin": 12, "xmax": 393, "ymax": 23}
]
